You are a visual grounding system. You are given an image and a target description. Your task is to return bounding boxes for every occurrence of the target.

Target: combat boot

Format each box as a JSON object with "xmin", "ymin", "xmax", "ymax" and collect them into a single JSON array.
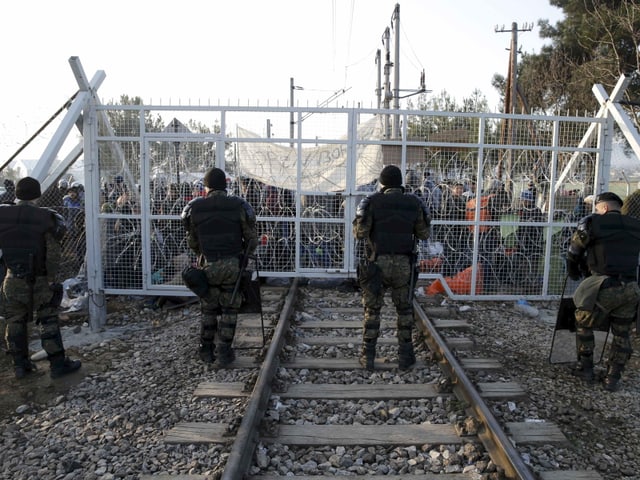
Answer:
[
  {"xmin": 199, "ymin": 313, "xmax": 217, "ymax": 363},
  {"xmin": 216, "ymin": 343, "xmax": 236, "ymax": 368},
  {"xmin": 49, "ymin": 354, "xmax": 82, "ymax": 379},
  {"xmin": 14, "ymin": 357, "xmax": 37, "ymax": 380},
  {"xmin": 358, "ymin": 341, "xmax": 376, "ymax": 370},
  {"xmin": 198, "ymin": 342, "xmax": 215, "ymax": 363},
  {"xmin": 571, "ymin": 354, "xmax": 594, "ymax": 383},
  {"xmin": 603, "ymin": 364, "xmax": 624, "ymax": 392},
  {"xmin": 216, "ymin": 313, "xmax": 237, "ymax": 367},
  {"xmin": 398, "ymin": 342, "xmax": 416, "ymax": 370}
]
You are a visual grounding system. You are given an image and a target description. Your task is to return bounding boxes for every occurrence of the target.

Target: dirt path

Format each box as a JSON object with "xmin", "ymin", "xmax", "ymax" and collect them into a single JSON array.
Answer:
[
  {"xmin": 0, "ymin": 299, "xmax": 141, "ymax": 422},
  {"xmin": 0, "ymin": 347, "xmax": 105, "ymax": 421}
]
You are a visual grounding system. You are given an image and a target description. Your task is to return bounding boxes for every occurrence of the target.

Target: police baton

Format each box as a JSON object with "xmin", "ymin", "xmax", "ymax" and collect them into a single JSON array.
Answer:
[
  {"xmin": 407, "ymin": 241, "xmax": 418, "ymax": 303},
  {"xmin": 26, "ymin": 254, "xmax": 36, "ymax": 323},
  {"xmin": 230, "ymin": 243, "xmax": 252, "ymax": 306}
]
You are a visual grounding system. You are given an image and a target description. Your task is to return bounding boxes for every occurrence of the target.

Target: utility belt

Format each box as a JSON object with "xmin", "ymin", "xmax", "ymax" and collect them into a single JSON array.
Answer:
[
  {"xmin": 372, "ymin": 251, "xmax": 413, "ymax": 260},
  {"xmin": 205, "ymin": 253, "xmax": 239, "ymax": 263},
  {"xmin": 600, "ymin": 275, "xmax": 637, "ymax": 289},
  {"xmin": 2, "ymin": 248, "xmax": 41, "ymax": 283}
]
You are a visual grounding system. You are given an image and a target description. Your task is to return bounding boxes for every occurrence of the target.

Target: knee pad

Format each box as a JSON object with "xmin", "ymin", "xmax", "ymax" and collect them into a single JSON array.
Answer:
[
  {"xmin": 5, "ymin": 320, "xmax": 28, "ymax": 355},
  {"xmin": 575, "ymin": 326, "xmax": 594, "ymax": 343},
  {"xmin": 200, "ymin": 314, "xmax": 217, "ymax": 341},
  {"xmin": 39, "ymin": 316, "xmax": 64, "ymax": 357},
  {"xmin": 609, "ymin": 317, "xmax": 633, "ymax": 364},
  {"xmin": 218, "ymin": 313, "xmax": 237, "ymax": 343},
  {"xmin": 397, "ymin": 325, "xmax": 413, "ymax": 343},
  {"xmin": 610, "ymin": 316, "xmax": 634, "ymax": 336},
  {"xmin": 609, "ymin": 345, "xmax": 633, "ymax": 365},
  {"xmin": 575, "ymin": 326, "xmax": 594, "ymax": 355}
]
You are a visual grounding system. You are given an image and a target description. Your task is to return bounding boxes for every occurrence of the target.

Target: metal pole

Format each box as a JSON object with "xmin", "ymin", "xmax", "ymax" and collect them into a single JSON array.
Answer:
[
  {"xmin": 392, "ymin": 3, "xmax": 400, "ymax": 138},
  {"xmin": 510, "ymin": 22, "xmax": 518, "ymax": 115},
  {"xmin": 174, "ymin": 142, "xmax": 180, "ymax": 185},
  {"xmin": 173, "ymin": 118, "xmax": 181, "ymax": 185},
  {"xmin": 375, "ymin": 49, "xmax": 382, "ymax": 109},
  {"xmin": 382, "ymin": 27, "xmax": 391, "ymax": 138},
  {"xmin": 495, "ymin": 21, "xmax": 531, "ymax": 190},
  {"xmin": 290, "ymin": 77, "xmax": 294, "ymax": 147}
]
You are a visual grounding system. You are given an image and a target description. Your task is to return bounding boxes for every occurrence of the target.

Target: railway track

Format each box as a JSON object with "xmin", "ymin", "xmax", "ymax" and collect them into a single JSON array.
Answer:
[{"xmin": 140, "ymin": 280, "xmax": 604, "ymax": 480}]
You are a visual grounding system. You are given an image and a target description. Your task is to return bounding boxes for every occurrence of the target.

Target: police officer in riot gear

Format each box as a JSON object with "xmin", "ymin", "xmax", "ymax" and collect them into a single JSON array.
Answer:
[
  {"xmin": 567, "ymin": 191, "xmax": 640, "ymax": 391},
  {"xmin": 181, "ymin": 168, "xmax": 258, "ymax": 366},
  {"xmin": 0, "ymin": 177, "xmax": 81, "ymax": 379},
  {"xmin": 353, "ymin": 165, "xmax": 431, "ymax": 370}
]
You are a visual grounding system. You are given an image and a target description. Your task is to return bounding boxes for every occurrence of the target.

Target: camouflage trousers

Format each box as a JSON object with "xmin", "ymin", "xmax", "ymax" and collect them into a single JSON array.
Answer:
[
  {"xmin": 359, "ymin": 254, "xmax": 414, "ymax": 343},
  {"xmin": 1, "ymin": 276, "xmax": 64, "ymax": 359},
  {"xmin": 200, "ymin": 257, "xmax": 242, "ymax": 343},
  {"xmin": 575, "ymin": 280, "xmax": 640, "ymax": 365}
]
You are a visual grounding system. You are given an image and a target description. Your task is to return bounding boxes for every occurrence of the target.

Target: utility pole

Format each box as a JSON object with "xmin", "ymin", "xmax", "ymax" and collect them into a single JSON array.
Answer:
[
  {"xmin": 290, "ymin": 77, "xmax": 294, "ymax": 144},
  {"xmin": 382, "ymin": 27, "xmax": 392, "ymax": 138},
  {"xmin": 290, "ymin": 77, "xmax": 303, "ymax": 147},
  {"xmin": 392, "ymin": 3, "xmax": 400, "ymax": 139},
  {"xmin": 375, "ymin": 49, "xmax": 382, "ymax": 109},
  {"xmin": 379, "ymin": 3, "xmax": 424, "ymax": 139},
  {"xmin": 495, "ymin": 22, "xmax": 533, "ymax": 115},
  {"xmin": 495, "ymin": 22, "xmax": 532, "ymax": 185}
]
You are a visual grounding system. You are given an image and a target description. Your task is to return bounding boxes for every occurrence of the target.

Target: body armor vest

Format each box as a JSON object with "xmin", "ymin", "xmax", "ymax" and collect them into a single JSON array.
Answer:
[
  {"xmin": 587, "ymin": 213, "xmax": 640, "ymax": 277},
  {"xmin": 367, "ymin": 192, "xmax": 419, "ymax": 255},
  {"xmin": 189, "ymin": 195, "xmax": 245, "ymax": 260},
  {"xmin": 0, "ymin": 204, "xmax": 57, "ymax": 277}
]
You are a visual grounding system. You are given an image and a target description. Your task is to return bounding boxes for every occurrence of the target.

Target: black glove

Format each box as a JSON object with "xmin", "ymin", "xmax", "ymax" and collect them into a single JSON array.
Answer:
[
  {"xmin": 48, "ymin": 283, "xmax": 64, "ymax": 308},
  {"xmin": 579, "ymin": 259, "xmax": 590, "ymax": 278}
]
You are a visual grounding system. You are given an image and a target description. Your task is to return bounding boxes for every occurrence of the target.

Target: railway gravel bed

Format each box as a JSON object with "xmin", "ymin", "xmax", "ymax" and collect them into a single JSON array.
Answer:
[
  {"xmin": 0, "ymin": 284, "xmax": 638, "ymax": 479},
  {"xmin": 450, "ymin": 297, "xmax": 640, "ymax": 479},
  {"xmin": 251, "ymin": 285, "xmax": 492, "ymax": 478}
]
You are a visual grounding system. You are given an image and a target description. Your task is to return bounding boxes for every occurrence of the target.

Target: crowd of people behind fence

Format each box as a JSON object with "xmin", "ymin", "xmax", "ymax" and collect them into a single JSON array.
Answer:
[
  {"xmin": 0, "ymin": 169, "xmax": 592, "ymax": 292},
  {"xmin": 403, "ymin": 169, "xmax": 589, "ymax": 293}
]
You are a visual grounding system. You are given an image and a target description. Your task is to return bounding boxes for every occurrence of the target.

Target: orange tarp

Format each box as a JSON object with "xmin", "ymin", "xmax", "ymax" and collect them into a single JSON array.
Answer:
[{"xmin": 425, "ymin": 264, "xmax": 483, "ymax": 295}]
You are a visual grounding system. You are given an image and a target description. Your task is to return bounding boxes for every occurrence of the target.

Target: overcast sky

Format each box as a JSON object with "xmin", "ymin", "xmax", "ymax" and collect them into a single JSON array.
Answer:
[{"xmin": 0, "ymin": 0, "xmax": 564, "ymax": 163}]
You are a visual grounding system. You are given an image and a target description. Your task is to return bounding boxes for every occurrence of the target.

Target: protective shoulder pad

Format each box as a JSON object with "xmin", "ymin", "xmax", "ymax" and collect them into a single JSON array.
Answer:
[
  {"xmin": 356, "ymin": 195, "xmax": 372, "ymax": 219},
  {"xmin": 576, "ymin": 214, "xmax": 592, "ymax": 234},
  {"xmin": 50, "ymin": 209, "xmax": 67, "ymax": 241},
  {"xmin": 416, "ymin": 195, "xmax": 431, "ymax": 225},
  {"xmin": 181, "ymin": 197, "xmax": 202, "ymax": 221},
  {"xmin": 241, "ymin": 198, "xmax": 256, "ymax": 223}
]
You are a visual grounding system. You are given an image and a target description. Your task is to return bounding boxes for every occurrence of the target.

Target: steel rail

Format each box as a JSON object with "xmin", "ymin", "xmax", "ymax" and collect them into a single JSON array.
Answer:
[
  {"xmin": 413, "ymin": 299, "xmax": 536, "ymax": 480},
  {"xmin": 221, "ymin": 278, "xmax": 299, "ymax": 480}
]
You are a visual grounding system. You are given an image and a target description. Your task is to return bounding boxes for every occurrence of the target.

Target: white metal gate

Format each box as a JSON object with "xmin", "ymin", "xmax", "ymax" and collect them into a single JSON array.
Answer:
[{"xmin": 83, "ymin": 103, "xmax": 608, "ymax": 303}]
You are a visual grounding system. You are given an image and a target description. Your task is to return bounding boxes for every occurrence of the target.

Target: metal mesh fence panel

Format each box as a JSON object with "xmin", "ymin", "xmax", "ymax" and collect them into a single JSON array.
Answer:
[{"xmin": 35, "ymin": 105, "xmax": 609, "ymax": 300}]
